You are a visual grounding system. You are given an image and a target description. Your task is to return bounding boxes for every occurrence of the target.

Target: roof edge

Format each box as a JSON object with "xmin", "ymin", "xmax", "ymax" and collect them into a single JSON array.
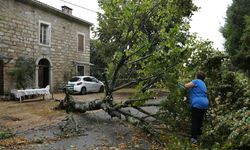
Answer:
[{"xmin": 15, "ymin": 0, "xmax": 93, "ymax": 26}]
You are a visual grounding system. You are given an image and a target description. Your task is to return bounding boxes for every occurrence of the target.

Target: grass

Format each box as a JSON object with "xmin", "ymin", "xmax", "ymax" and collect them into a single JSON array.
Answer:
[{"xmin": 0, "ymin": 131, "xmax": 14, "ymax": 140}]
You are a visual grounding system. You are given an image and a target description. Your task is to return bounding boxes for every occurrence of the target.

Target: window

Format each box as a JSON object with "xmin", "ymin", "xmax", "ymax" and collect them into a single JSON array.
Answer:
[
  {"xmin": 91, "ymin": 77, "xmax": 99, "ymax": 83},
  {"xmin": 77, "ymin": 65, "xmax": 84, "ymax": 76},
  {"xmin": 39, "ymin": 21, "xmax": 51, "ymax": 45},
  {"xmin": 77, "ymin": 33, "xmax": 85, "ymax": 52},
  {"xmin": 69, "ymin": 77, "xmax": 80, "ymax": 82},
  {"xmin": 83, "ymin": 77, "xmax": 92, "ymax": 82}
]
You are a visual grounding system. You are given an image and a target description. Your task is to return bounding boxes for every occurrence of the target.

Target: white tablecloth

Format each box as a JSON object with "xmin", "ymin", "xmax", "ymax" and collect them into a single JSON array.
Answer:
[{"xmin": 11, "ymin": 85, "xmax": 50, "ymax": 99}]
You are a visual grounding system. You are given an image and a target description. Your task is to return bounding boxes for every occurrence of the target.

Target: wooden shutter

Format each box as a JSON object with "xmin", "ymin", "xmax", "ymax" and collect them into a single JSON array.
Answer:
[
  {"xmin": 40, "ymin": 25, "xmax": 43, "ymax": 44},
  {"xmin": 78, "ymin": 34, "xmax": 84, "ymax": 51},
  {"xmin": 0, "ymin": 60, "xmax": 4, "ymax": 95}
]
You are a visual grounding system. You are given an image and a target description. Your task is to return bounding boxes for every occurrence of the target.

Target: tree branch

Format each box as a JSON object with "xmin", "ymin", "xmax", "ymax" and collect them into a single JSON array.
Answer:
[
  {"xmin": 132, "ymin": 106, "xmax": 157, "ymax": 119},
  {"xmin": 141, "ymin": 103, "xmax": 161, "ymax": 107},
  {"xmin": 112, "ymin": 80, "xmax": 137, "ymax": 92},
  {"xmin": 127, "ymin": 53, "xmax": 153, "ymax": 65}
]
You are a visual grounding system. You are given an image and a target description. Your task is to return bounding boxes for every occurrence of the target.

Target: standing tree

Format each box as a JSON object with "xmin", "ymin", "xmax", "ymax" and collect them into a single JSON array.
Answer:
[{"xmin": 221, "ymin": 0, "xmax": 250, "ymax": 76}]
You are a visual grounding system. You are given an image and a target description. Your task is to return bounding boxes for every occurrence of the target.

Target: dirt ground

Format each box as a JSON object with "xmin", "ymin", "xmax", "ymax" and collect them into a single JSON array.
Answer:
[{"xmin": 0, "ymin": 89, "xmax": 161, "ymax": 149}]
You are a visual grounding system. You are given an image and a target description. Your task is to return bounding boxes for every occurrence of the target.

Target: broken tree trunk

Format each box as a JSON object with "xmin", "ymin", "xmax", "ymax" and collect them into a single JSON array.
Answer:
[
  {"xmin": 56, "ymin": 90, "xmax": 123, "ymax": 118},
  {"xmin": 55, "ymin": 89, "xmax": 167, "ymax": 144}
]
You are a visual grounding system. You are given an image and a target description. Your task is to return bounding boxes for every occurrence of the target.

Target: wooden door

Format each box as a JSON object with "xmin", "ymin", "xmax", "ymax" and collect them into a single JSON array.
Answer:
[
  {"xmin": 38, "ymin": 58, "xmax": 50, "ymax": 88},
  {"xmin": 38, "ymin": 65, "xmax": 49, "ymax": 88},
  {"xmin": 0, "ymin": 60, "xmax": 4, "ymax": 95}
]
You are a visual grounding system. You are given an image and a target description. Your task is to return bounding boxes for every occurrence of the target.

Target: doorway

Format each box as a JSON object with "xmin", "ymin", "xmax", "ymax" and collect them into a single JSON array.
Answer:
[
  {"xmin": 38, "ymin": 58, "xmax": 50, "ymax": 88},
  {"xmin": 0, "ymin": 60, "xmax": 3, "ymax": 95}
]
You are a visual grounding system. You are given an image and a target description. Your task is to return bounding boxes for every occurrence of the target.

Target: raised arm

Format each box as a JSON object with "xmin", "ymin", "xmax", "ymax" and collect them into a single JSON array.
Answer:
[{"xmin": 184, "ymin": 81, "xmax": 195, "ymax": 89}]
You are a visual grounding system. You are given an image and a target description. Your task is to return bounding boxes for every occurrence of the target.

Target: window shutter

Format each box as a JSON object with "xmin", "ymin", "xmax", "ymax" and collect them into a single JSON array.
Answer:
[
  {"xmin": 78, "ymin": 34, "xmax": 84, "ymax": 51},
  {"xmin": 40, "ymin": 26, "xmax": 43, "ymax": 44}
]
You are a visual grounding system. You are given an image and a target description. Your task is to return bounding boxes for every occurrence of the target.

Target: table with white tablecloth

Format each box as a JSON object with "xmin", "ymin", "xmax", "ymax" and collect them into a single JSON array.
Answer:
[{"xmin": 11, "ymin": 85, "xmax": 50, "ymax": 102}]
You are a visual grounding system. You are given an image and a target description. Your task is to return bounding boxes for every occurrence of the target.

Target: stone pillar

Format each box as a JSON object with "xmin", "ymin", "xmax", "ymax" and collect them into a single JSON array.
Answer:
[
  {"xmin": 35, "ymin": 65, "xmax": 39, "ymax": 88},
  {"xmin": 49, "ymin": 66, "xmax": 53, "ymax": 92}
]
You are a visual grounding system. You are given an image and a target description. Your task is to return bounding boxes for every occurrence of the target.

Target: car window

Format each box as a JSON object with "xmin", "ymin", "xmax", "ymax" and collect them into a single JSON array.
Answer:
[
  {"xmin": 92, "ymin": 78, "xmax": 98, "ymax": 83},
  {"xmin": 69, "ymin": 77, "xmax": 80, "ymax": 82},
  {"xmin": 83, "ymin": 77, "xmax": 92, "ymax": 82}
]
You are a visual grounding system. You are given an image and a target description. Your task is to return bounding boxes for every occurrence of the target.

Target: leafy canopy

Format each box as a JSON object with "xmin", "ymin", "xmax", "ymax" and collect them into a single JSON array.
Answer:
[
  {"xmin": 96, "ymin": 0, "xmax": 197, "ymax": 93},
  {"xmin": 221, "ymin": 0, "xmax": 250, "ymax": 76},
  {"xmin": 95, "ymin": 1, "xmax": 250, "ymax": 149}
]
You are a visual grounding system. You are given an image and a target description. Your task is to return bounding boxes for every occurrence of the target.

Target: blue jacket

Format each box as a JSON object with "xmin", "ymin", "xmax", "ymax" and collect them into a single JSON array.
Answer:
[{"xmin": 189, "ymin": 79, "xmax": 209, "ymax": 109}]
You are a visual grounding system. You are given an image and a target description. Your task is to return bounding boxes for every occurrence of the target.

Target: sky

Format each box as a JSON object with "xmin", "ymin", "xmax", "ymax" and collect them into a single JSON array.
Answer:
[
  {"xmin": 190, "ymin": 0, "xmax": 232, "ymax": 50},
  {"xmin": 38, "ymin": 0, "xmax": 232, "ymax": 50}
]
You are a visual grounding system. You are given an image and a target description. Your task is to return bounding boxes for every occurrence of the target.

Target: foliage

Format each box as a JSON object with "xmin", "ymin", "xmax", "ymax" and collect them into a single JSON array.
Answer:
[
  {"xmin": 0, "ymin": 131, "xmax": 14, "ymax": 140},
  {"xmin": 9, "ymin": 57, "xmax": 35, "ymax": 89},
  {"xmin": 96, "ymin": 0, "xmax": 197, "ymax": 91},
  {"xmin": 185, "ymin": 38, "xmax": 250, "ymax": 149},
  {"xmin": 160, "ymin": 89, "xmax": 190, "ymax": 133},
  {"xmin": 221, "ymin": 0, "xmax": 250, "ymax": 76},
  {"xmin": 90, "ymin": 39, "xmax": 109, "ymax": 80},
  {"xmin": 54, "ymin": 82, "xmax": 66, "ymax": 92},
  {"xmin": 241, "ymin": 16, "xmax": 250, "ymax": 50},
  {"xmin": 159, "ymin": 35, "xmax": 220, "ymax": 133},
  {"xmin": 94, "ymin": 0, "xmax": 249, "ymax": 148},
  {"xmin": 160, "ymin": 35, "xmax": 250, "ymax": 149},
  {"xmin": 166, "ymin": 134, "xmax": 197, "ymax": 150},
  {"xmin": 202, "ymin": 67, "xmax": 250, "ymax": 149},
  {"xmin": 95, "ymin": 0, "xmax": 197, "ymax": 146}
]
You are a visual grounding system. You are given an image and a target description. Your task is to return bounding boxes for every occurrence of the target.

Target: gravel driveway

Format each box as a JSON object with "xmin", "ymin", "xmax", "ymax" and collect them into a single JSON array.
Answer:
[{"xmin": 0, "ymin": 89, "xmax": 165, "ymax": 149}]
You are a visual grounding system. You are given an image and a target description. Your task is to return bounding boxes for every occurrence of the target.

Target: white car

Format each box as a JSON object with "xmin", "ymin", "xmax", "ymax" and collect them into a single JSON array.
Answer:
[{"xmin": 65, "ymin": 76, "xmax": 104, "ymax": 95}]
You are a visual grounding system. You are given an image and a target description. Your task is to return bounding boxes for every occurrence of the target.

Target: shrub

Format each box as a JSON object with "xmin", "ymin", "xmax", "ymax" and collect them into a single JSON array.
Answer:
[{"xmin": 9, "ymin": 57, "xmax": 35, "ymax": 89}]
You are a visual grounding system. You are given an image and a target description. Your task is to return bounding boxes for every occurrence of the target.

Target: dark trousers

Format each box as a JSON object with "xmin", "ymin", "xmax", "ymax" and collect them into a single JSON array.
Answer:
[{"xmin": 191, "ymin": 107, "xmax": 206, "ymax": 139}]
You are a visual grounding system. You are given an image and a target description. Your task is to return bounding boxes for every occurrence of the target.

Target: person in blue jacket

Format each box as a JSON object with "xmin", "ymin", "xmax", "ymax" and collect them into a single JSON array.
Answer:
[{"xmin": 184, "ymin": 71, "xmax": 209, "ymax": 146}]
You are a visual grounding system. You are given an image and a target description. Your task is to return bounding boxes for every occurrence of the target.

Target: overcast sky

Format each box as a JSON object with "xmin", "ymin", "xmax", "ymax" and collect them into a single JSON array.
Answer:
[
  {"xmin": 38, "ymin": 0, "xmax": 232, "ymax": 50},
  {"xmin": 190, "ymin": 0, "xmax": 232, "ymax": 50}
]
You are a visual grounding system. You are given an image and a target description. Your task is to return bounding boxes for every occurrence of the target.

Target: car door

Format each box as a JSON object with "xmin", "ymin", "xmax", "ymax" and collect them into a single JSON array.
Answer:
[
  {"xmin": 83, "ymin": 77, "xmax": 93, "ymax": 92},
  {"xmin": 91, "ymin": 77, "xmax": 101, "ymax": 92}
]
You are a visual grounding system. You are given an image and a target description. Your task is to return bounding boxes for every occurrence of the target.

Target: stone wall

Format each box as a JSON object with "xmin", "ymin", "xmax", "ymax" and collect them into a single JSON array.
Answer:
[{"xmin": 0, "ymin": 0, "xmax": 91, "ymax": 93}]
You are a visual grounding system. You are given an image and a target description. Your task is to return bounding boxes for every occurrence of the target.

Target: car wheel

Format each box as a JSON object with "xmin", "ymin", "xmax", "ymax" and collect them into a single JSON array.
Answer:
[
  {"xmin": 81, "ymin": 87, "xmax": 87, "ymax": 95},
  {"xmin": 99, "ymin": 86, "xmax": 104, "ymax": 93}
]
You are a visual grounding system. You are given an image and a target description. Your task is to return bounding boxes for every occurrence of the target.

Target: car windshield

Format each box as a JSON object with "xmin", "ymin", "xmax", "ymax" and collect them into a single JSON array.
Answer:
[{"xmin": 69, "ymin": 77, "xmax": 80, "ymax": 82}]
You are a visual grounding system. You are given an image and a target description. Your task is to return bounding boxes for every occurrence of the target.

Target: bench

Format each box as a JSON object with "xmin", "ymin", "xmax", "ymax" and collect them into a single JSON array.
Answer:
[{"xmin": 11, "ymin": 85, "xmax": 50, "ymax": 102}]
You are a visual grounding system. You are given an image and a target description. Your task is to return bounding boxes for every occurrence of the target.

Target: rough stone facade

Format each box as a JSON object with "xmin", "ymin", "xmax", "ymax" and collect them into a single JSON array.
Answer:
[{"xmin": 0, "ymin": 0, "xmax": 92, "ymax": 95}]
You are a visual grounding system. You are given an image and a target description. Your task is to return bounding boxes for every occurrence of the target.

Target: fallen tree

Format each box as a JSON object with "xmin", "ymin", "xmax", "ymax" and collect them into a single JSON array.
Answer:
[
  {"xmin": 56, "ymin": 87, "xmax": 165, "ymax": 143},
  {"xmin": 55, "ymin": 0, "xmax": 196, "ymax": 144}
]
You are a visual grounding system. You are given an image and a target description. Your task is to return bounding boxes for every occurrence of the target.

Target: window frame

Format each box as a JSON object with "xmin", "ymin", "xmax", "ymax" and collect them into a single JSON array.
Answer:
[
  {"xmin": 39, "ymin": 20, "xmax": 51, "ymax": 46},
  {"xmin": 77, "ymin": 32, "xmax": 85, "ymax": 52}
]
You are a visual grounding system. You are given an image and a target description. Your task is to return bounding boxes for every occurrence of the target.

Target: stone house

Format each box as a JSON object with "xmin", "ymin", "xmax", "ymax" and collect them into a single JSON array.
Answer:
[{"xmin": 0, "ymin": 0, "xmax": 93, "ymax": 96}]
